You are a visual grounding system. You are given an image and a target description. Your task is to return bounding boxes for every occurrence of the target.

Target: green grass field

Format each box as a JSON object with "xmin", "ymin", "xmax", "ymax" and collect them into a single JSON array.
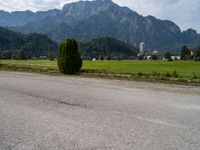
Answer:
[
  {"xmin": 84, "ymin": 60, "xmax": 200, "ymax": 77},
  {"xmin": 0, "ymin": 60, "xmax": 200, "ymax": 78}
]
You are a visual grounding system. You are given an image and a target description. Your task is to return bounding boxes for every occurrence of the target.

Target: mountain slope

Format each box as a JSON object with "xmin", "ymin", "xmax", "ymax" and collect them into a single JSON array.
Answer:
[
  {"xmin": 0, "ymin": 9, "xmax": 59, "ymax": 27},
  {"xmin": 0, "ymin": 27, "xmax": 58, "ymax": 56},
  {"xmin": 79, "ymin": 37, "xmax": 137, "ymax": 59},
  {"xmin": 46, "ymin": 2, "xmax": 184, "ymax": 49},
  {"xmin": 0, "ymin": 27, "xmax": 137, "ymax": 59},
  {"xmin": 1, "ymin": 0, "xmax": 200, "ymax": 50}
]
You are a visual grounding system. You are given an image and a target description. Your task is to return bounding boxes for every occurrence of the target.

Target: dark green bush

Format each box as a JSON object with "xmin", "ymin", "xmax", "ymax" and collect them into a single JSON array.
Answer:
[
  {"xmin": 48, "ymin": 51, "xmax": 54, "ymax": 61},
  {"xmin": 172, "ymin": 71, "xmax": 179, "ymax": 78},
  {"xmin": 181, "ymin": 45, "xmax": 191, "ymax": 60},
  {"xmin": 57, "ymin": 39, "xmax": 82, "ymax": 74},
  {"xmin": 137, "ymin": 72, "xmax": 143, "ymax": 77},
  {"xmin": 152, "ymin": 71, "xmax": 160, "ymax": 77},
  {"xmin": 168, "ymin": 58, "xmax": 173, "ymax": 61},
  {"xmin": 151, "ymin": 54, "xmax": 158, "ymax": 60},
  {"xmin": 193, "ymin": 72, "xmax": 198, "ymax": 79},
  {"xmin": 15, "ymin": 50, "xmax": 27, "ymax": 60},
  {"xmin": 165, "ymin": 72, "xmax": 171, "ymax": 77},
  {"xmin": 164, "ymin": 51, "xmax": 172, "ymax": 60}
]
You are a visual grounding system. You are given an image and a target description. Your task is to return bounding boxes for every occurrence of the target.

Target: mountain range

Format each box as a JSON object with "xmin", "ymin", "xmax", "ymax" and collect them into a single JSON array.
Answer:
[
  {"xmin": 0, "ymin": 26, "xmax": 137, "ymax": 58},
  {"xmin": 1, "ymin": 0, "xmax": 200, "ymax": 50}
]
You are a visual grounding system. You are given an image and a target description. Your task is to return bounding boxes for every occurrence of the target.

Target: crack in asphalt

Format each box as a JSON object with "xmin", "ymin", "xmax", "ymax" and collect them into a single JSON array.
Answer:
[{"xmin": 2, "ymin": 87, "xmax": 87, "ymax": 109}]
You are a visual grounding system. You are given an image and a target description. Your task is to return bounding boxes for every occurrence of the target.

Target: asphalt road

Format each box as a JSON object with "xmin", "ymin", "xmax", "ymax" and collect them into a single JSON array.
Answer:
[{"xmin": 0, "ymin": 71, "xmax": 200, "ymax": 150}]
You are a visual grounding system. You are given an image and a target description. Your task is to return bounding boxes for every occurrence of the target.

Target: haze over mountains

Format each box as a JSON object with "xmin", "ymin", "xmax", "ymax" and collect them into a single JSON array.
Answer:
[{"xmin": 1, "ymin": 0, "xmax": 200, "ymax": 50}]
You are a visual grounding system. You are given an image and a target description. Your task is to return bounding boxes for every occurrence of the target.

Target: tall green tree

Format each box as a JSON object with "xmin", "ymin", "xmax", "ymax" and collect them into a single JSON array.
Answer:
[
  {"xmin": 57, "ymin": 39, "xmax": 82, "ymax": 74},
  {"xmin": 15, "ymin": 50, "xmax": 26, "ymax": 60},
  {"xmin": 48, "ymin": 51, "xmax": 54, "ymax": 60},
  {"xmin": 164, "ymin": 51, "xmax": 172, "ymax": 60},
  {"xmin": 195, "ymin": 46, "xmax": 200, "ymax": 57},
  {"xmin": 181, "ymin": 45, "xmax": 191, "ymax": 60}
]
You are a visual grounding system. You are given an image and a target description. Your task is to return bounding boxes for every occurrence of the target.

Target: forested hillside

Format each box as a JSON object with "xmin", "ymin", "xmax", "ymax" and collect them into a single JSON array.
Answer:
[
  {"xmin": 79, "ymin": 37, "xmax": 137, "ymax": 59},
  {"xmin": 0, "ymin": 27, "xmax": 58, "ymax": 58},
  {"xmin": 0, "ymin": 27, "xmax": 137, "ymax": 59}
]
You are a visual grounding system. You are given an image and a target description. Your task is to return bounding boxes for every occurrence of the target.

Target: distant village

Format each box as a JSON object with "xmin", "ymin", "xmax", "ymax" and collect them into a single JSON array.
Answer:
[
  {"xmin": 91, "ymin": 41, "xmax": 197, "ymax": 62},
  {"xmin": 136, "ymin": 42, "xmax": 196, "ymax": 61}
]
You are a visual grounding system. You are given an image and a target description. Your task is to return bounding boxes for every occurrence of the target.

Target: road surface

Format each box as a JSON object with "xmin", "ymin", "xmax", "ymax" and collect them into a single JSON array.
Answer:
[{"xmin": 0, "ymin": 71, "xmax": 200, "ymax": 150}]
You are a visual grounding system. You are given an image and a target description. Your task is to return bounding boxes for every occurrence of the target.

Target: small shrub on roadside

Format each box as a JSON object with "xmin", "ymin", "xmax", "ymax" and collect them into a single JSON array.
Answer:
[
  {"xmin": 145, "ymin": 73, "xmax": 151, "ymax": 79},
  {"xmin": 172, "ymin": 71, "xmax": 179, "ymax": 78},
  {"xmin": 165, "ymin": 72, "xmax": 172, "ymax": 77},
  {"xmin": 152, "ymin": 71, "xmax": 160, "ymax": 77},
  {"xmin": 137, "ymin": 72, "xmax": 143, "ymax": 77},
  {"xmin": 193, "ymin": 72, "xmax": 198, "ymax": 79}
]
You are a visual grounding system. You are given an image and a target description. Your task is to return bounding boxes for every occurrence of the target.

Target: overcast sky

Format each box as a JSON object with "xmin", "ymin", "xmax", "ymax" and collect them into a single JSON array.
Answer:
[{"xmin": 0, "ymin": 0, "xmax": 199, "ymax": 32}]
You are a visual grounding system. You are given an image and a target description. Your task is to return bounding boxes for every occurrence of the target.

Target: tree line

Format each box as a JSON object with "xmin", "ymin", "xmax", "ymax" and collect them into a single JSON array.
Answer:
[{"xmin": 163, "ymin": 45, "xmax": 200, "ymax": 61}]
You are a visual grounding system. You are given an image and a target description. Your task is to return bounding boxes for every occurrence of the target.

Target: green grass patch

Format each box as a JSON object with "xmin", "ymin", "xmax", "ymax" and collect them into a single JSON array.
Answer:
[{"xmin": 83, "ymin": 60, "xmax": 200, "ymax": 78}]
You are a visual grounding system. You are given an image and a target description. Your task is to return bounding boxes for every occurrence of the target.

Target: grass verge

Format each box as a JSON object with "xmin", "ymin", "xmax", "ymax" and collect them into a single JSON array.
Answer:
[
  {"xmin": 0, "ymin": 63, "xmax": 200, "ymax": 86},
  {"xmin": 0, "ymin": 64, "xmax": 59, "ymax": 75}
]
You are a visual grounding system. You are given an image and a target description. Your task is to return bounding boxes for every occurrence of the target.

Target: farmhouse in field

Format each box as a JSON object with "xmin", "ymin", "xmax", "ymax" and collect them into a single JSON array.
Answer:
[{"xmin": 171, "ymin": 56, "xmax": 181, "ymax": 60}]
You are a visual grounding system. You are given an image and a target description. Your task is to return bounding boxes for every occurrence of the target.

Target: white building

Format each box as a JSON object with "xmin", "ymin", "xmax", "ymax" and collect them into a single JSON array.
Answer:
[
  {"xmin": 139, "ymin": 42, "xmax": 145, "ymax": 54},
  {"xmin": 191, "ymin": 51, "xmax": 194, "ymax": 57},
  {"xmin": 171, "ymin": 56, "xmax": 181, "ymax": 60},
  {"xmin": 152, "ymin": 50, "xmax": 159, "ymax": 56}
]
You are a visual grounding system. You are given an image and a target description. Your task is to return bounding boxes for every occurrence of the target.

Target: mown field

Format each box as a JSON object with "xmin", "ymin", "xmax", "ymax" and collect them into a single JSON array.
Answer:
[
  {"xmin": 0, "ymin": 60, "xmax": 200, "ymax": 78},
  {"xmin": 84, "ymin": 60, "xmax": 200, "ymax": 78}
]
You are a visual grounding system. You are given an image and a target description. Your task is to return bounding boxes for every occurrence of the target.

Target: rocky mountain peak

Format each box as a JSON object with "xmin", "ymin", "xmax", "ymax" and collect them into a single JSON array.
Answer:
[{"xmin": 62, "ymin": 0, "xmax": 114, "ymax": 17}]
